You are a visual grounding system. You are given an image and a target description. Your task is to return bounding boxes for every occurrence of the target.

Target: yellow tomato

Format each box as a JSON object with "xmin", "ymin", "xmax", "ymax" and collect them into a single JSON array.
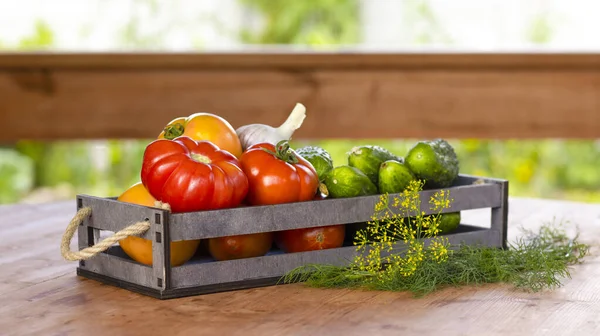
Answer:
[
  {"xmin": 158, "ymin": 113, "xmax": 243, "ymax": 158},
  {"xmin": 117, "ymin": 182, "xmax": 201, "ymax": 267}
]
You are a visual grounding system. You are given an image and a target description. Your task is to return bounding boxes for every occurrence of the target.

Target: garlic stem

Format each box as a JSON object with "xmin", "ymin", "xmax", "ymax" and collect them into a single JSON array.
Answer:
[{"xmin": 278, "ymin": 103, "xmax": 306, "ymax": 137}]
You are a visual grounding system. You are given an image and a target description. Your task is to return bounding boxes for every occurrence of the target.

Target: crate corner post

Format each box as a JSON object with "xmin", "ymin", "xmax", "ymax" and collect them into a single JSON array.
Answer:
[
  {"xmin": 152, "ymin": 208, "xmax": 172, "ymax": 296},
  {"xmin": 75, "ymin": 195, "xmax": 92, "ymax": 271},
  {"xmin": 491, "ymin": 179, "xmax": 509, "ymax": 250}
]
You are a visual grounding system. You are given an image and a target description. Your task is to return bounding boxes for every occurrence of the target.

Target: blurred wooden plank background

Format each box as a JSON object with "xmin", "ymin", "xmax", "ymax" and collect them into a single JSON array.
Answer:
[{"xmin": 1, "ymin": 52, "xmax": 599, "ymax": 142}]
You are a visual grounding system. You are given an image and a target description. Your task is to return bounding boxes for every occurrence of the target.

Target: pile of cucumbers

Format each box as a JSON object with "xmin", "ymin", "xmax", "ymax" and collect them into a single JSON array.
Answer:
[{"xmin": 295, "ymin": 139, "xmax": 462, "ymax": 235}]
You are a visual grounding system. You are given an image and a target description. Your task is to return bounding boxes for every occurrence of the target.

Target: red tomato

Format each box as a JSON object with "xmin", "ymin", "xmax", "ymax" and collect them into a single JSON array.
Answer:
[
  {"xmin": 141, "ymin": 136, "xmax": 248, "ymax": 213},
  {"xmin": 275, "ymin": 225, "xmax": 345, "ymax": 253},
  {"xmin": 240, "ymin": 141, "xmax": 319, "ymax": 205},
  {"xmin": 208, "ymin": 232, "xmax": 274, "ymax": 261}
]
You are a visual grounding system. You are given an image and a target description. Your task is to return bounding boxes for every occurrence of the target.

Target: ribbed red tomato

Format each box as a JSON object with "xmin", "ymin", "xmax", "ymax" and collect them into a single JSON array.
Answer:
[
  {"xmin": 239, "ymin": 141, "xmax": 319, "ymax": 205},
  {"xmin": 141, "ymin": 136, "xmax": 248, "ymax": 213}
]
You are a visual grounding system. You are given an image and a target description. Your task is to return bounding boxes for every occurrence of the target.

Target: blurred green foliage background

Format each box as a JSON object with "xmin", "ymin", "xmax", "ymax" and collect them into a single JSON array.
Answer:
[
  {"xmin": 4, "ymin": 138, "xmax": 599, "ymax": 204},
  {"xmin": 1, "ymin": 0, "xmax": 599, "ymax": 204}
]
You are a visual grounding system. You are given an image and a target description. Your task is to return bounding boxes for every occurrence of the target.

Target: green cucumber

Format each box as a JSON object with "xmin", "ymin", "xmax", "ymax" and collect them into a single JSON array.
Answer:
[
  {"xmin": 324, "ymin": 165, "xmax": 378, "ymax": 198},
  {"xmin": 405, "ymin": 139, "xmax": 459, "ymax": 188},
  {"xmin": 347, "ymin": 145, "xmax": 402, "ymax": 185},
  {"xmin": 295, "ymin": 145, "xmax": 334, "ymax": 182},
  {"xmin": 378, "ymin": 160, "xmax": 416, "ymax": 194},
  {"xmin": 438, "ymin": 212, "xmax": 461, "ymax": 234},
  {"xmin": 406, "ymin": 212, "xmax": 461, "ymax": 237}
]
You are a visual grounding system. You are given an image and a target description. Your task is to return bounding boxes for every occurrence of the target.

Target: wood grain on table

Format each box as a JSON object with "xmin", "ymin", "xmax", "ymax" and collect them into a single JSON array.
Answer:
[{"xmin": 0, "ymin": 197, "xmax": 599, "ymax": 336}]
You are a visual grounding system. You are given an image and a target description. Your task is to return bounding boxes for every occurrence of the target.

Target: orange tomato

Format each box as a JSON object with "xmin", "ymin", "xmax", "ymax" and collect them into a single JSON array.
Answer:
[
  {"xmin": 117, "ymin": 182, "xmax": 201, "ymax": 267},
  {"xmin": 158, "ymin": 113, "xmax": 243, "ymax": 158}
]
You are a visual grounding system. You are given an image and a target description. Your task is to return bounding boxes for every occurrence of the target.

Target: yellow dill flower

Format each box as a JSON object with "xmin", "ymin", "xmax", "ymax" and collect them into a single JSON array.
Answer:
[{"xmin": 351, "ymin": 176, "xmax": 453, "ymax": 281}]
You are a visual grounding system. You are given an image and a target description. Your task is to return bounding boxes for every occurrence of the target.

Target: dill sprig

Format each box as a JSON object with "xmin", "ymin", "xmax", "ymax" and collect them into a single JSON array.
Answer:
[{"xmin": 282, "ymin": 181, "xmax": 590, "ymax": 297}]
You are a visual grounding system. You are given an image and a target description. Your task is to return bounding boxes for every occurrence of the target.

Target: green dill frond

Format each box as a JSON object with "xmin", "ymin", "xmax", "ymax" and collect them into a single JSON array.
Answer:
[
  {"xmin": 281, "ymin": 220, "xmax": 589, "ymax": 296},
  {"xmin": 281, "ymin": 179, "xmax": 590, "ymax": 296}
]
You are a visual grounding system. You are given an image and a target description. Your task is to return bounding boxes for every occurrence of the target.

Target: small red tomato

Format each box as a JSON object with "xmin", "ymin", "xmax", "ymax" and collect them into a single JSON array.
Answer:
[
  {"xmin": 141, "ymin": 136, "xmax": 248, "ymax": 213},
  {"xmin": 275, "ymin": 225, "xmax": 345, "ymax": 253},
  {"xmin": 208, "ymin": 232, "xmax": 274, "ymax": 261},
  {"xmin": 240, "ymin": 140, "xmax": 319, "ymax": 205}
]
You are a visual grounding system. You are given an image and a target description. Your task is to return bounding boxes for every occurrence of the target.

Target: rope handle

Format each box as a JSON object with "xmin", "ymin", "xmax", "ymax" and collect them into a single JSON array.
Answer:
[{"xmin": 60, "ymin": 202, "xmax": 170, "ymax": 261}]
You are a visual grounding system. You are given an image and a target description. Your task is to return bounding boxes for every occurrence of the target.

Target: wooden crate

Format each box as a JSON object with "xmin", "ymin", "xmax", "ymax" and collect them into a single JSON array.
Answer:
[{"xmin": 75, "ymin": 174, "xmax": 508, "ymax": 300}]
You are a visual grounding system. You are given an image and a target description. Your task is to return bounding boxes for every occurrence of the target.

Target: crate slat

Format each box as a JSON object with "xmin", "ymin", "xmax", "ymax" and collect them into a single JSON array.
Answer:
[
  {"xmin": 78, "ymin": 195, "xmax": 167, "ymax": 240},
  {"xmin": 169, "ymin": 177, "xmax": 501, "ymax": 241},
  {"xmin": 170, "ymin": 227, "xmax": 499, "ymax": 288},
  {"xmin": 80, "ymin": 248, "xmax": 157, "ymax": 289}
]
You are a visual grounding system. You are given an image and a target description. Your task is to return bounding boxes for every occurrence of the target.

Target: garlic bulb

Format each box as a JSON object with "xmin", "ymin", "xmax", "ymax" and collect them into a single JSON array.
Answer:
[{"xmin": 236, "ymin": 103, "xmax": 307, "ymax": 151}]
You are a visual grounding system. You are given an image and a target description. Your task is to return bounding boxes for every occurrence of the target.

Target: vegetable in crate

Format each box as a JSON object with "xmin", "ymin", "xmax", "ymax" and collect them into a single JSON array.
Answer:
[
  {"xmin": 437, "ymin": 211, "xmax": 461, "ymax": 234},
  {"xmin": 275, "ymin": 225, "xmax": 345, "ymax": 253},
  {"xmin": 117, "ymin": 182, "xmax": 200, "ymax": 267},
  {"xmin": 236, "ymin": 103, "xmax": 307, "ymax": 151},
  {"xmin": 323, "ymin": 165, "xmax": 378, "ymax": 198},
  {"xmin": 348, "ymin": 145, "xmax": 402, "ymax": 185},
  {"xmin": 240, "ymin": 140, "xmax": 319, "ymax": 205},
  {"xmin": 141, "ymin": 136, "xmax": 248, "ymax": 213},
  {"xmin": 378, "ymin": 159, "xmax": 416, "ymax": 194},
  {"xmin": 405, "ymin": 138, "xmax": 459, "ymax": 188},
  {"xmin": 208, "ymin": 232, "xmax": 274, "ymax": 261},
  {"xmin": 294, "ymin": 145, "xmax": 333, "ymax": 182},
  {"xmin": 324, "ymin": 166, "xmax": 378, "ymax": 242},
  {"xmin": 275, "ymin": 191, "xmax": 345, "ymax": 253},
  {"xmin": 406, "ymin": 212, "xmax": 462, "ymax": 238},
  {"xmin": 158, "ymin": 112, "xmax": 243, "ymax": 158}
]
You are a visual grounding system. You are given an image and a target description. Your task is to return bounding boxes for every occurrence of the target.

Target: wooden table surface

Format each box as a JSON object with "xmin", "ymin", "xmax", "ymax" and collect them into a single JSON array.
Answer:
[{"xmin": 1, "ymin": 197, "xmax": 599, "ymax": 336}]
